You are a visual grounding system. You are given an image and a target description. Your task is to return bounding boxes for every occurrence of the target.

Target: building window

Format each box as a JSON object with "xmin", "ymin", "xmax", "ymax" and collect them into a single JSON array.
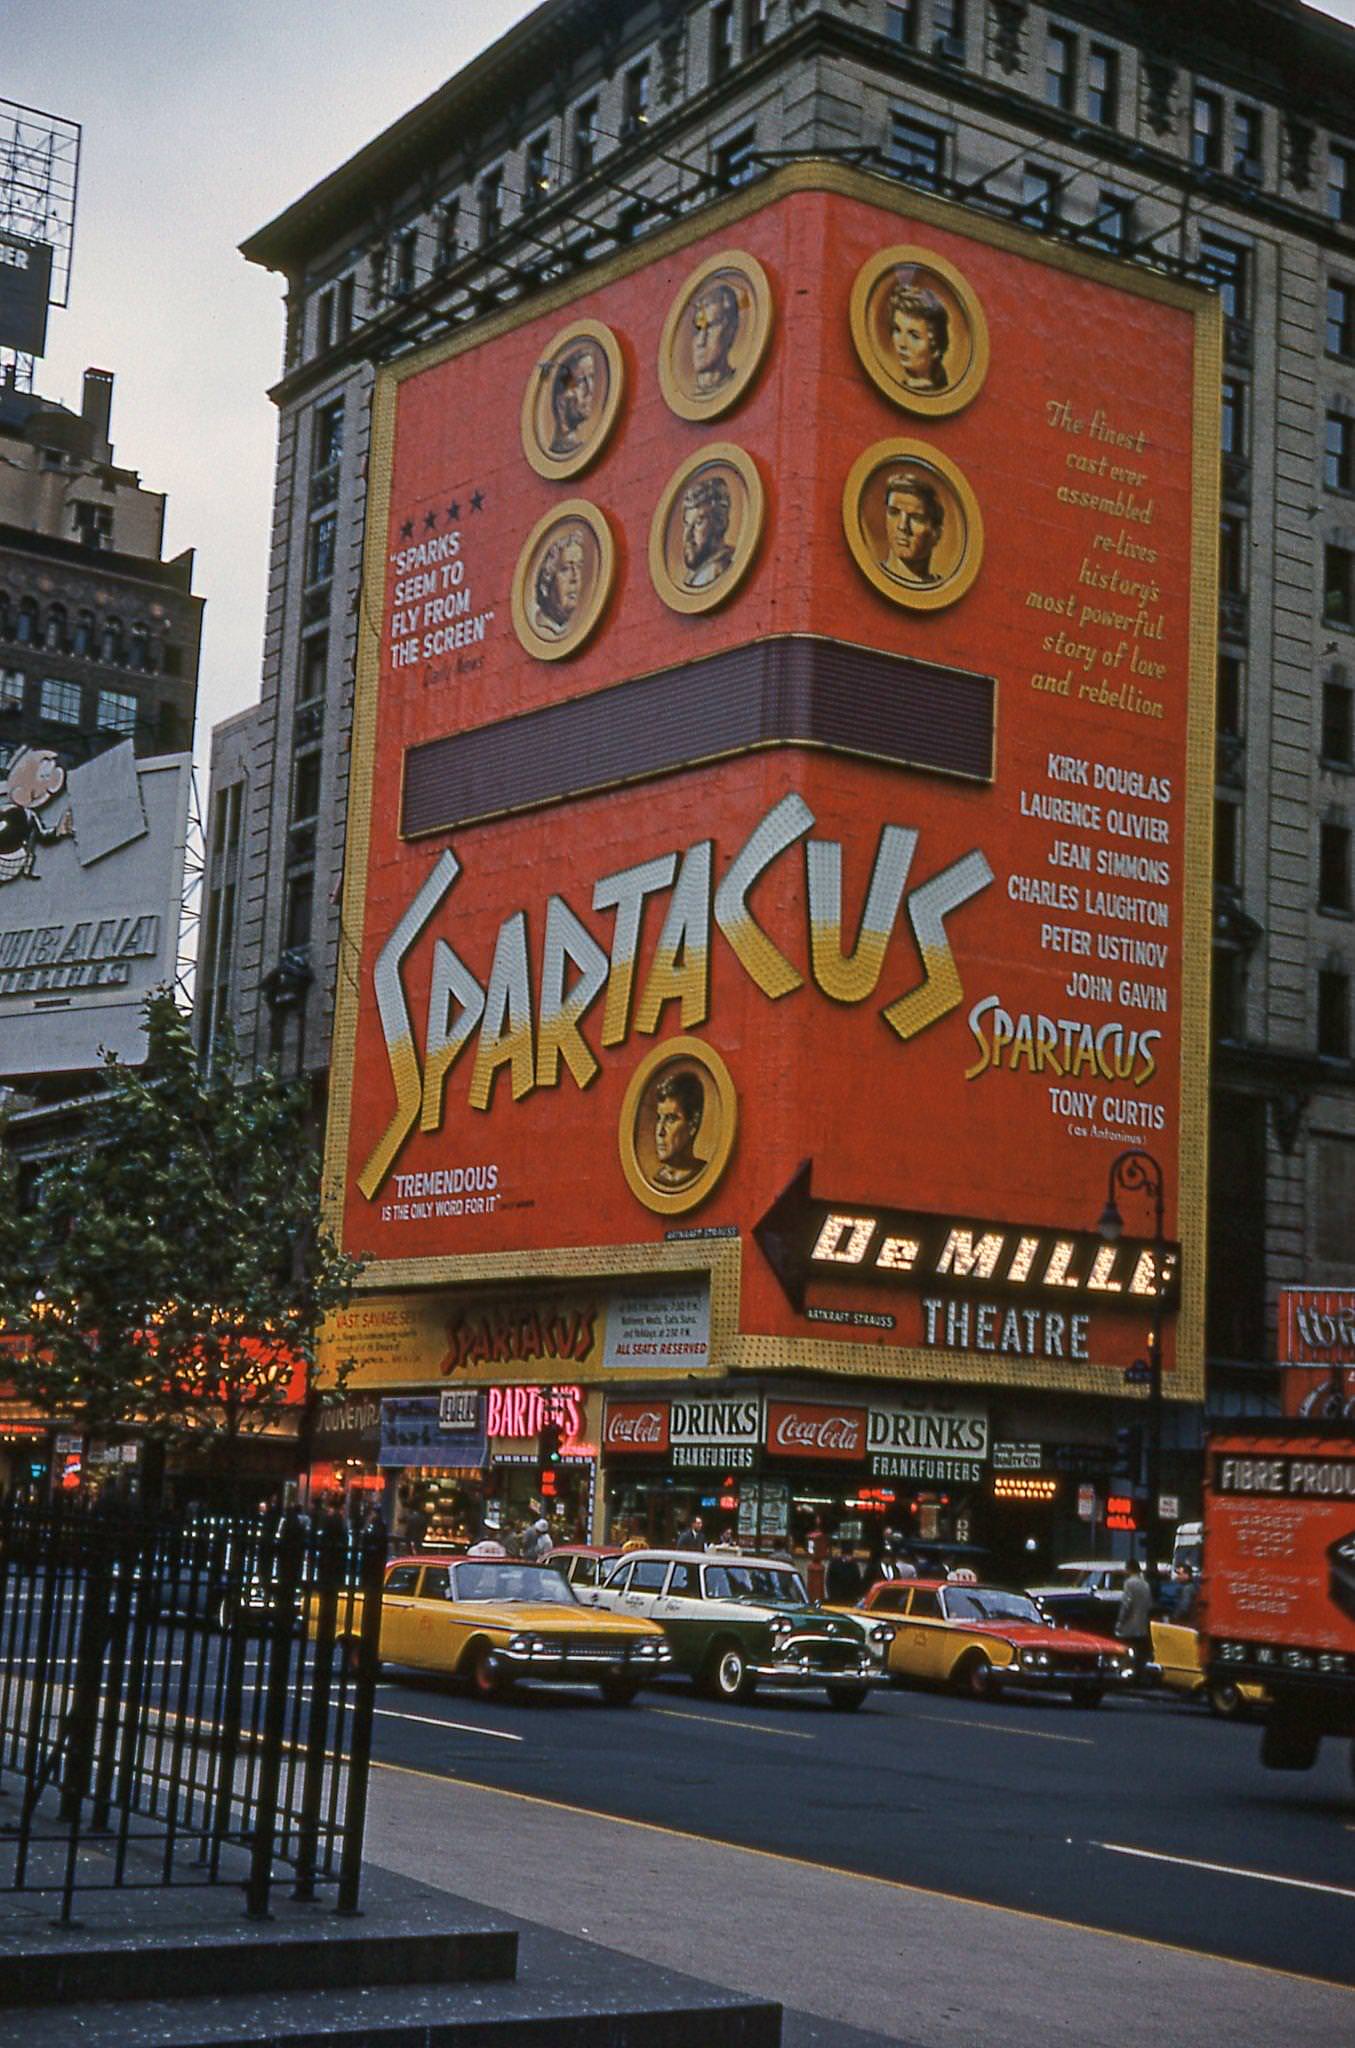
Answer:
[
  {"xmin": 1199, "ymin": 233, "xmax": 1249, "ymax": 321},
  {"xmin": 1214, "ymin": 798, "xmax": 1240, "ymax": 888},
  {"xmin": 99, "ymin": 616, "xmax": 124, "ymax": 663},
  {"xmin": 933, "ymin": 0, "xmax": 965, "ymax": 60},
  {"xmin": 623, "ymin": 61, "xmax": 651, "ymax": 137},
  {"xmin": 42, "ymin": 602, "xmax": 66, "ymax": 653},
  {"xmin": 395, "ymin": 229, "xmax": 417, "ymax": 294},
  {"xmin": 887, "ymin": 112, "xmax": 947, "ymax": 189},
  {"xmin": 284, "ymin": 873, "xmax": 314, "ymax": 954},
  {"xmin": 1234, "ymin": 103, "xmax": 1263, "ymax": 183},
  {"xmin": 39, "ymin": 676, "xmax": 81, "ymax": 725},
  {"xmin": 72, "ymin": 502, "xmax": 112, "ymax": 549},
  {"xmin": 1328, "ymin": 413, "xmax": 1355, "ymax": 494},
  {"xmin": 1320, "ymin": 820, "xmax": 1353, "ymax": 912},
  {"xmin": 1327, "ymin": 544, "xmax": 1355, "ymax": 626},
  {"xmin": 1212, "ymin": 949, "xmax": 1245, "ymax": 1044},
  {"xmin": 96, "ymin": 687, "xmax": 138, "ymax": 736},
  {"xmin": 478, "ymin": 170, "xmax": 502, "ymax": 245},
  {"xmin": 1045, "ymin": 26, "xmax": 1075, "ymax": 111},
  {"xmin": 1022, "ymin": 164, "xmax": 1062, "ymax": 226},
  {"xmin": 746, "ymin": 0, "xmax": 768, "ymax": 53},
  {"xmin": 1218, "ymin": 653, "xmax": 1244, "ymax": 736},
  {"xmin": 1323, "ymin": 678, "xmax": 1354, "ymax": 764},
  {"xmin": 1089, "ymin": 190, "xmax": 1132, "ymax": 249},
  {"xmin": 72, "ymin": 608, "xmax": 93, "ymax": 656},
  {"xmin": 336, "ymin": 275, "xmax": 354, "ymax": 339},
  {"xmin": 525, "ymin": 131, "xmax": 551, "ymax": 208},
  {"xmin": 1220, "ymin": 378, "xmax": 1246, "ymax": 458},
  {"xmin": 14, "ymin": 597, "xmax": 37, "ymax": 644},
  {"xmin": 313, "ymin": 398, "xmax": 344, "ymax": 474},
  {"xmin": 0, "ymin": 668, "xmax": 24, "ymax": 712},
  {"xmin": 315, "ymin": 290, "xmax": 334, "ymax": 355},
  {"xmin": 1192, "ymin": 88, "xmax": 1223, "ymax": 170},
  {"xmin": 1329, "ymin": 143, "xmax": 1355, "ymax": 224},
  {"xmin": 128, "ymin": 621, "xmax": 151, "ymax": 670},
  {"xmin": 1328, "ymin": 280, "xmax": 1354, "ymax": 358},
  {"xmin": 306, "ymin": 513, "xmax": 336, "ymax": 588},
  {"xmin": 1087, "ymin": 44, "xmax": 1118, "ymax": 127},
  {"xmin": 715, "ymin": 127, "xmax": 759, "ymax": 189},
  {"xmin": 711, "ymin": 2, "xmax": 735, "ymax": 80},
  {"xmin": 574, "ymin": 98, "xmax": 599, "ymax": 177},
  {"xmin": 1319, "ymin": 967, "xmax": 1351, "ymax": 1059},
  {"xmin": 291, "ymin": 751, "xmax": 322, "ymax": 824},
  {"xmin": 885, "ymin": 1, "xmax": 916, "ymax": 44},
  {"xmin": 299, "ymin": 631, "xmax": 328, "ymax": 703},
  {"xmin": 1219, "ymin": 514, "xmax": 1246, "ymax": 595}
]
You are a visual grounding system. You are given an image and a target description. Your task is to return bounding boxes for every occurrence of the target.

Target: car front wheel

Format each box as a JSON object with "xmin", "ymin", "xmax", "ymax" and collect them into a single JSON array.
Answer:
[
  {"xmin": 828, "ymin": 1685, "xmax": 869, "ymax": 1712},
  {"xmin": 1207, "ymin": 1680, "xmax": 1244, "ymax": 1720},
  {"xmin": 599, "ymin": 1673, "xmax": 640, "ymax": 1707},
  {"xmin": 1070, "ymin": 1683, "xmax": 1104, "ymax": 1709},
  {"xmin": 709, "ymin": 1642, "xmax": 755, "ymax": 1703},
  {"xmin": 471, "ymin": 1643, "xmax": 512, "ymax": 1702},
  {"xmin": 956, "ymin": 1652, "xmax": 996, "ymax": 1701}
]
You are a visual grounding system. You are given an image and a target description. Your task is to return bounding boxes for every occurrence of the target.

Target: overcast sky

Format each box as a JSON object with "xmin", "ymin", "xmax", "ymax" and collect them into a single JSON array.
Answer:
[{"xmin": 6, "ymin": 0, "xmax": 1355, "ymax": 776}]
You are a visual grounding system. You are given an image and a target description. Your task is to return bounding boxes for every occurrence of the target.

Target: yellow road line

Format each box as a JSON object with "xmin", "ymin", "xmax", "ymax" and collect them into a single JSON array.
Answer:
[{"xmin": 371, "ymin": 1758, "xmax": 1355, "ymax": 1997}]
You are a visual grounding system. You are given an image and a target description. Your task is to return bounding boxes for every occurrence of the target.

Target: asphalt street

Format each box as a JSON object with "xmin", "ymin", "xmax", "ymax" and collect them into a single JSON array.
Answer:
[{"xmin": 362, "ymin": 1666, "xmax": 1355, "ymax": 2002}]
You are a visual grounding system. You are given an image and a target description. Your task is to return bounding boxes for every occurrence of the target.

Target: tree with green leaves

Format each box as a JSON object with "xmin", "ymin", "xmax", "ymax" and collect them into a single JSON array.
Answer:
[{"xmin": 0, "ymin": 991, "xmax": 361, "ymax": 1497}]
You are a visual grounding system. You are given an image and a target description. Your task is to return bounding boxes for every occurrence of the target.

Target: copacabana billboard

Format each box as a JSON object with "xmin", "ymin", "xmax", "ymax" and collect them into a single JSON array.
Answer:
[{"xmin": 325, "ymin": 165, "xmax": 1219, "ymax": 1401}]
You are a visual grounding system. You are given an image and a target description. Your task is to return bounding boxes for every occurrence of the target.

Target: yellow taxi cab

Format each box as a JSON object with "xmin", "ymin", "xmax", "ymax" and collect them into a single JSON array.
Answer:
[
  {"xmin": 326, "ymin": 1554, "xmax": 672, "ymax": 1705},
  {"xmin": 835, "ymin": 1578, "xmax": 1134, "ymax": 1706},
  {"xmin": 1150, "ymin": 1616, "xmax": 1266, "ymax": 1718}
]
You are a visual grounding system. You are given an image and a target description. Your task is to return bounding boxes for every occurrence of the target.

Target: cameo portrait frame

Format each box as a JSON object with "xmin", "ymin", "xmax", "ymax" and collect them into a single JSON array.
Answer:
[
  {"xmin": 648, "ymin": 444, "xmax": 765, "ymax": 616},
  {"xmin": 849, "ymin": 245, "xmax": 990, "ymax": 419},
  {"xmin": 842, "ymin": 439, "xmax": 984, "ymax": 612},
  {"xmin": 520, "ymin": 318, "xmax": 625, "ymax": 481},
  {"xmin": 618, "ymin": 1036, "xmax": 739, "ymax": 1218},
  {"xmin": 658, "ymin": 249, "xmax": 774, "ymax": 423},
  {"xmin": 511, "ymin": 500, "xmax": 616, "ymax": 660}
]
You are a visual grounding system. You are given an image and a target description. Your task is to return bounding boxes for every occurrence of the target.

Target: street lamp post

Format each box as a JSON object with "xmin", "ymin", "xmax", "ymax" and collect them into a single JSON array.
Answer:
[{"xmin": 1096, "ymin": 1147, "xmax": 1168, "ymax": 1589}]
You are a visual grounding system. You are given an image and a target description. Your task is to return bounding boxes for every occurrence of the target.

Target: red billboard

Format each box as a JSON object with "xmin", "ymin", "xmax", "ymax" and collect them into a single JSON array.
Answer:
[
  {"xmin": 325, "ymin": 165, "xmax": 1217, "ymax": 1400},
  {"xmin": 1205, "ymin": 1431, "xmax": 1355, "ymax": 1661}
]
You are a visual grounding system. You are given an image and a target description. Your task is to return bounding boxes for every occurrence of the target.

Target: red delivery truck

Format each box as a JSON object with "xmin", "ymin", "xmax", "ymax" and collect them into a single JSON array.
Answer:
[{"xmin": 1203, "ymin": 1422, "xmax": 1355, "ymax": 1773}]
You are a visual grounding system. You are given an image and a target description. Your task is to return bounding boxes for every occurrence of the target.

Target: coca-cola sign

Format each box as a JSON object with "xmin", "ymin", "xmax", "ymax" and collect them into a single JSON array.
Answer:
[
  {"xmin": 765, "ymin": 1401, "xmax": 866, "ymax": 1462},
  {"xmin": 604, "ymin": 1401, "xmax": 671, "ymax": 1455}
]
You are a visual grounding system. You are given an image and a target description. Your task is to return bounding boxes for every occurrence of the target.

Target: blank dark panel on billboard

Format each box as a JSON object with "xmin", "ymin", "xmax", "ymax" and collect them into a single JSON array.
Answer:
[
  {"xmin": 401, "ymin": 635, "xmax": 996, "ymax": 837},
  {"xmin": 0, "ymin": 234, "xmax": 52, "ymax": 356}
]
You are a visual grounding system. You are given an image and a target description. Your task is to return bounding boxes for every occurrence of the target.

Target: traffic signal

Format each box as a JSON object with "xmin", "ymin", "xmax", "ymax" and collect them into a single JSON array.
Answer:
[
  {"xmin": 538, "ymin": 1421, "xmax": 562, "ymax": 1490},
  {"xmin": 1114, "ymin": 1425, "xmax": 1140, "ymax": 1474}
]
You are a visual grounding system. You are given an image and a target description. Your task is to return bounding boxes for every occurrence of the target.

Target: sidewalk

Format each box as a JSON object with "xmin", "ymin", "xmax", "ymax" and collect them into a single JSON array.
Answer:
[{"xmin": 364, "ymin": 1759, "xmax": 1355, "ymax": 2048}]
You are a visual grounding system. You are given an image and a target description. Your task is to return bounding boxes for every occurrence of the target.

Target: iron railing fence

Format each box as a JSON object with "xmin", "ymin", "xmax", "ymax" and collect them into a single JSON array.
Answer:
[{"xmin": 0, "ymin": 1498, "xmax": 384, "ymax": 1922}]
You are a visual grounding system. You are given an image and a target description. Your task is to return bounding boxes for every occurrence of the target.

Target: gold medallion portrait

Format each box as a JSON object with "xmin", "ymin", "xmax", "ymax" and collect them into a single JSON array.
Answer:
[
  {"xmin": 520, "ymin": 318, "xmax": 625, "ymax": 481},
  {"xmin": 649, "ymin": 444, "xmax": 765, "ymax": 616},
  {"xmin": 658, "ymin": 250, "xmax": 773, "ymax": 422},
  {"xmin": 849, "ymin": 246, "xmax": 989, "ymax": 418},
  {"xmin": 511, "ymin": 500, "xmax": 615, "ymax": 660},
  {"xmin": 842, "ymin": 440, "xmax": 984, "ymax": 612},
  {"xmin": 619, "ymin": 1037, "xmax": 739, "ymax": 1217}
]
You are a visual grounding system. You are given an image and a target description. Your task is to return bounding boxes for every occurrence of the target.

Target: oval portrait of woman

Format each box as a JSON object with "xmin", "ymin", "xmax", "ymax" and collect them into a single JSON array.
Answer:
[{"xmin": 849, "ymin": 246, "xmax": 989, "ymax": 418}]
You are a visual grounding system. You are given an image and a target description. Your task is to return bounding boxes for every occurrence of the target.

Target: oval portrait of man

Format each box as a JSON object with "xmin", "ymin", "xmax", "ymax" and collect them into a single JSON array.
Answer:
[
  {"xmin": 649, "ymin": 444, "xmax": 765, "ymax": 616},
  {"xmin": 658, "ymin": 250, "xmax": 773, "ymax": 422},
  {"xmin": 520, "ymin": 318, "xmax": 625, "ymax": 481},
  {"xmin": 849, "ymin": 246, "xmax": 989, "ymax": 418},
  {"xmin": 511, "ymin": 500, "xmax": 615, "ymax": 660},
  {"xmin": 619, "ymin": 1037, "xmax": 739, "ymax": 1218},
  {"xmin": 841, "ymin": 439, "xmax": 984, "ymax": 612}
]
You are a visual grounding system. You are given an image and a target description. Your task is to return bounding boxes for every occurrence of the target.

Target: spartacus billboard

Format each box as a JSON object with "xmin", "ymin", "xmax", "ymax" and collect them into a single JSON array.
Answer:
[{"xmin": 324, "ymin": 164, "xmax": 1219, "ymax": 1402}]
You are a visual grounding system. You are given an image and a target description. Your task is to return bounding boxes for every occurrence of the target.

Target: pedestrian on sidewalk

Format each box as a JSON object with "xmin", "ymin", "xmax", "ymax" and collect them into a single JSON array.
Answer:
[
  {"xmin": 825, "ymin": 1540, "xmax": 863, "ymax": 1605},
  {"xmin": 676, "ymin": 1513, "xmax": 706, "ymax": 1551}
]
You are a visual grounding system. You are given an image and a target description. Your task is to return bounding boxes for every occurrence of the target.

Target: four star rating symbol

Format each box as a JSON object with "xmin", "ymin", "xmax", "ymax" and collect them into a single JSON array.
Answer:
[{"xmin": 400, "ymin": 491, "xmax": 486, "ymax": 538}]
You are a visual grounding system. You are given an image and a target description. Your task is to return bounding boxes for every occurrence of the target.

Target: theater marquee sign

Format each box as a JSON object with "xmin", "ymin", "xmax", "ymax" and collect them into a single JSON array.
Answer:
[{"xmin": 327, "ymin": 164, "xmax": 1217, "ymax": 1402}]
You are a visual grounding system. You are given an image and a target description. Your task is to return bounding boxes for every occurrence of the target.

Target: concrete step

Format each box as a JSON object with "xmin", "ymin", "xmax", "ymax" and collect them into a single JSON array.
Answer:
[{"xmin": 0, "ymin": 1922, "xmax": 782, "ymax": 2047}]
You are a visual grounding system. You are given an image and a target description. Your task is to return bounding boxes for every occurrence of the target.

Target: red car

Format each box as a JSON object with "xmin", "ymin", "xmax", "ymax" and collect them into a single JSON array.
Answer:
[
  {"xmin": 840, "ymin": 1579, "xmax": 1134, "ymax": 1706},
  {"xmin": 548, "ymin": 1544, "xmax": 623, "ymax": 1591}
]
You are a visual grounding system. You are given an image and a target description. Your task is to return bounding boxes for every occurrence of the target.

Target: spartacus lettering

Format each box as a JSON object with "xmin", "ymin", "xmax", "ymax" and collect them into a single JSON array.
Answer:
[{"xmin": 323, "ymin": 164, "xmax": 1218, "ymax": 1405}]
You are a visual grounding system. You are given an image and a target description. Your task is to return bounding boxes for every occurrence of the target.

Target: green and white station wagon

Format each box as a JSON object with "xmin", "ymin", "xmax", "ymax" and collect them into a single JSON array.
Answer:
[{"xmin": 588, "ymin": 1549, "xmax": 891, "ymax": 1708}]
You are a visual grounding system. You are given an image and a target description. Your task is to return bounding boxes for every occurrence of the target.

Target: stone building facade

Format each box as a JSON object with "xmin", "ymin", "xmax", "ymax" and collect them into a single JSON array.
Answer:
[{"xmin": 211, "ymin": 0, "xmax": 1355, "ymax": 1407}]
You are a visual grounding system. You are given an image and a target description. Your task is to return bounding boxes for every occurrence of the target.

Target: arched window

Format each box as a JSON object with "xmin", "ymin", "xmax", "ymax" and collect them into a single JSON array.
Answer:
[
  {"xmin": 43, "ymin": 602, "xmax": 66, "ymax": 653},
  {"xmin": 99, "ymin": 615, "xmax": 124, "ymax": 664},
  {"xmin": 128, "ymin": 621, "xmax": 151, "ymax": 670},
  {"xmin": 72, "ymin": 608, "xmax": 94, "ymax": 657},
  {"xmin": 16, "ymin": 597, "xmax": 38, "ymax": 645},
  {"xmin": 0, "ymin": 592, "xmax": 12, "ymax": 639}
]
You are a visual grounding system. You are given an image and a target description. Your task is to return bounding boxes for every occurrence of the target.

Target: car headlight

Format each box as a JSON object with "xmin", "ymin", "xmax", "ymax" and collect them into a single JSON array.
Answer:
[
  {"xmin": 1021, "ymin": 1649, "xmax": 1038, "ymax": 1668},
  {"xmin": 870, "ymin": 1624, "xmax": 895, "ymax": 1644},
  {"xmin": 632, "ymin": 1639, "xmax": 658, "ymax": 1657},
  {"xmin": 507, "ymin": 1634, "xmax": 529, "ymax": 1654},
  {"xmin": 769, "ymin": 1615, "xmax": 793, "ymax": 1636}
]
